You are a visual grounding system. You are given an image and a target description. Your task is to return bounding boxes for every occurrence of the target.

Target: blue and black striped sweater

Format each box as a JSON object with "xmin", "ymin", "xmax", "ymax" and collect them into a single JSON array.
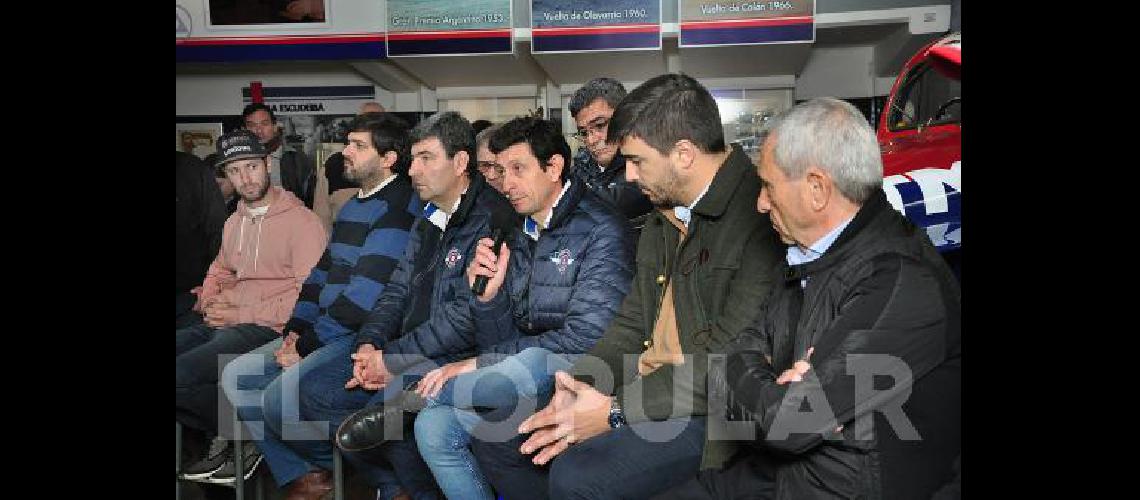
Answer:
[{"xmin": 287, "ymin": 175, "xmax": 421, "ymax": 356}]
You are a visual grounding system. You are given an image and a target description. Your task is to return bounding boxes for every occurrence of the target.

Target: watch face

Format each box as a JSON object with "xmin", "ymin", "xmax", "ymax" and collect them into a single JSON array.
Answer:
[{"xmin": 608, "ymin": 408, "xmax": 625, "ymax": 429}]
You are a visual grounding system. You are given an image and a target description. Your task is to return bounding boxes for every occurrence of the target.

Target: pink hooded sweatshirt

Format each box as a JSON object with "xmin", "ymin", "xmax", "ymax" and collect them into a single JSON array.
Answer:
[{"xmin": 198, "ymin": 186, "xmax": 327, "ymax": 332}]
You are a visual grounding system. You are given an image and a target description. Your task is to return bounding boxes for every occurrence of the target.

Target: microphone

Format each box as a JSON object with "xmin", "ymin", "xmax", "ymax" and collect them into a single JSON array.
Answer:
[{"xmin": 471, "ymin": 209, "xmax": 515, "ymax": 296}]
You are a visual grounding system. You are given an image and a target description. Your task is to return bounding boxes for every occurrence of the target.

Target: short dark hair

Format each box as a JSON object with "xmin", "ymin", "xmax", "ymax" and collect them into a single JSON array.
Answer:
[
  {"xmin": 471, "ymin": 119, "xmax": 493, "ymax": 136},
  {"xmin": 568, "ymin": 77, "xmax": 627, "ymax": 117},
  {"xmin": 348, "ymin": 112, "xmax": 412, "ymax": 175},
  {"xmin": 241, "ymin": 103, "xmax": 276, "ymax": 123},
  {"xmin": 488, "ymin": 116, "xmax": 572, "ymax": 182},
  {"xmin": 410, "ymin": 111, "xmax": 475, "ymax": 173},
  {"xmin": 606, "ymin": 73, "xmax": 725, "ymax": 155}
]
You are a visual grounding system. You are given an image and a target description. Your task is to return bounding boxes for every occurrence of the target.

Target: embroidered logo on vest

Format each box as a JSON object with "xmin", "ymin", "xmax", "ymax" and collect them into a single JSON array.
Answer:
[
  {"xmin": 445, "ymin": 247, "xmax": 462, "ymax": 269},
  {"xmin": 550, "ymin": 249, "xmax": 575, "ymax": 275}
]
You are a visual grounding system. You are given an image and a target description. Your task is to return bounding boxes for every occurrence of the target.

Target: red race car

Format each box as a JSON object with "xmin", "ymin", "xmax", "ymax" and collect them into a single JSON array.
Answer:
[{"xmin": 879, "ymin": 32, "xmax": 961, "ymax": 275}]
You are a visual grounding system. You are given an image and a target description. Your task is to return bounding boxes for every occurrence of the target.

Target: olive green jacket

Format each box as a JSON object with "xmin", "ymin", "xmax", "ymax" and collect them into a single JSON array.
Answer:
[{"xmin": 571, "ymin": 145, "xmax": 782, "ymax": 469}]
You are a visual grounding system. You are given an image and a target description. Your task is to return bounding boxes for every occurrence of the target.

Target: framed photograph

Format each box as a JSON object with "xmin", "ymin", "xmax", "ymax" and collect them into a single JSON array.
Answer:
[
  {"xmin": 176, "ymin": 123, "xmax": 224, "ymax": 160},
  {"xmin": 205, "ymin": 0, "xmax": 330, "ymax": 30}
]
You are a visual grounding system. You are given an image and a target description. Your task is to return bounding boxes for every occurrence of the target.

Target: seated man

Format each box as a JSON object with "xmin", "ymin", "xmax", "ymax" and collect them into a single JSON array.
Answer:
[
  {"xmin": 470, "ymin": 73, "xmax": 783, "ymax": 500},
  {"xmin": 274, "ymin": 111, "xmax": 514, "ymax": 499},
  {"xmin": 666, "ymin": 97, "xmax": 962, "ymax": 499},
  {"xmin": 175, "ymin": 150, "xmax": 226, "ymax": 329},
  {"xmin": 176, "ymin": 130, "xmax": 326, "ymax": 481},
  {"xmin": 473, "ymin": 123, "xmax": 504, "ymax": 193},
  {"xmin": 336, "ymin": 116, "xmax": 636, "ymax": 500},
  {"xmin": 567, "ymin": 77, "xmax": 652, "ymax": 225},
  {"xmin": 218, "ymin": 113, "xmax": 422, "ymax": 497}
]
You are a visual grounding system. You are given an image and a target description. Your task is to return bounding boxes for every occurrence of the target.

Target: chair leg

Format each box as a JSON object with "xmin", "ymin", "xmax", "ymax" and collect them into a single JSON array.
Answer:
[
  {"xmin": 176, "ymin": 421, "xmax": 183, "ymax": 500},
  {"xmin": 234, "ymin": 413, "xmax": 244, "ymax": 500},
  {"xmin": 334, "ymin": 446, "xmax": 344, "ymax": 500}
]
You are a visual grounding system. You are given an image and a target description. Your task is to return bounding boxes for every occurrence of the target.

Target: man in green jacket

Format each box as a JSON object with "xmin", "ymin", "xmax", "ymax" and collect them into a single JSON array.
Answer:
[{"xmin": 471, "ymin": 73, "xmax": 782, "ymax": 500}]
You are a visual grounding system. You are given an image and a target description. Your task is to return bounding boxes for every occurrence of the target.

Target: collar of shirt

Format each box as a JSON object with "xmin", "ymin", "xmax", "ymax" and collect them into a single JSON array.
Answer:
[
  {"xmin": 525, "ymin": 181, "xmax": 572, "ymax": 241},
  {"xmin": 786, "ymin": 215, "xmax": 855, "ymax": 286},
  {"xmin": 247, "ymin": 205, "xmax": 270, "ymax": 218},
  {"xmin": 423, "ymin": 187, "xmax": 467, "ymax": 231},
  {"xmin": 673, "ymin": 180, "xmax": 712, "ymax": 228},
  {"xmin": 358, "ymin": 173, "xmax": 399, "ymax": 199}
]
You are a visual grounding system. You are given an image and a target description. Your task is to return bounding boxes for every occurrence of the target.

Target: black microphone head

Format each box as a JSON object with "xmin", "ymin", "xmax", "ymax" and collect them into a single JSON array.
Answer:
[{"xmin": 489, "ymin": 204, "xmax": 518, "ymax": 240}]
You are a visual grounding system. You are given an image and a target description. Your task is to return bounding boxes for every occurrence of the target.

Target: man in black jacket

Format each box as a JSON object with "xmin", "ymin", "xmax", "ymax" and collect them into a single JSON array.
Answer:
[
  {"xmin": 243, "ymin": 103, "xmax": 316, "ymax": 208},
  {"xmin": 663, "ymin": 97, "xmax": 962, "ymax": 499},
  {"xmin": 475, "ymin": 74, "xmax": 782, "ymax": 500},
  {"xmin": 568, "ymin": 77, "xmax": 652, "ymax": 226},
  {"xmin": 288, "ymin": 111, "xmax": 516, "ymax": 499},
  {"xmin": 175, "ymin": 150, "xmax": 226, "ymax": 329}
]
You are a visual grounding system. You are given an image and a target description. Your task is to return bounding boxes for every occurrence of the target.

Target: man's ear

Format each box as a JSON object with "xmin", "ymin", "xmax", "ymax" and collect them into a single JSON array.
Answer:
[
  {"xmin": 382, "ymin": 150, "xmax": 399, "ymax": 169},
  {"xmin": 671, "ymin": 140, "xmax": 697, "ymax": 172},
  {"xmin": 804, "ymin": 166, "xmax": 832, "ymax": 211},
  {"xmin": 545, "ymin": 154, "xmax": 565, "ymax": 182},
  {"xmin": 452, "ymin": 150, "xmax": 470, "ymax": 176}
]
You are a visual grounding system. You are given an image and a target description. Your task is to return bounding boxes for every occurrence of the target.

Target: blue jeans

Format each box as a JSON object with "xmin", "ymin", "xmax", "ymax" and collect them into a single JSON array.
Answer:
[
  {"xmin": 176, "ymin": 322, "xmax": 278, "ymax": 434},
  {"xmin": 472, "ymin": 415, "xmax": 708, "ymax": 500},
  {"xmin": 294, "ymin": 345, "xmax": 443, "ymax": 500},
  {"xmin": 415, "ymin": 348, "xmax": 574, "ymax": 500},
  {"xmin": 175, "ymin": 291, "xmax": 203, "ymax": 329},
  {"xmin": 220, "ymin": 336, "xmax": 401, "ymax": 495},
  {"xmin": 548, "ymin": 417, "xmax": 707, "ymax": 499}
]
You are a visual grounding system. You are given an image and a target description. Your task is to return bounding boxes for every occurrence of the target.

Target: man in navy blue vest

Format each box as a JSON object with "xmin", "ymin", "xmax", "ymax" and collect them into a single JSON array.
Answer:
[{"xmin": 335, "ymin": 116, "xmax": 637, "ymax": 500}]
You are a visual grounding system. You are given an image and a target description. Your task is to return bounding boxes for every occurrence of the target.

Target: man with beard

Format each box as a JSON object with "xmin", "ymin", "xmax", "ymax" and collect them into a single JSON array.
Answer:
[
  {"xmin": 470, "ymin": 73, "xmax": 782, "ymax": 500},
  {"xmin": 177, "ymin": 129, "xmax": 327, "ymax": 483},
  {"xmin": 251, "ymin": 111, "xmax": 514, "ymax": 500},
  {"xmin": 209, "ymin": 113, "xmax": 424, "ymax": 496},
  {"xmin": 315, "ymin": 102, "xmax": 390, "ymax": 232},
  {"xmin": 217, "ymin": 113, "xmax": 449, "ymax": 500},
  {"xmin": 243, "ymin": 103, "xmax": 317, "ymax": 209}
]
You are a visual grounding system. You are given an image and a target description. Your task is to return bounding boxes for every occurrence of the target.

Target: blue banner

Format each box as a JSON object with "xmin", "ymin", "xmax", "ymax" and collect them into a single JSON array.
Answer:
[
  {"xmin": 679, "ymin": 0, "xmax": 815, "ymax": 48},
  {"xmin": 531, "ymin": 0, "xmax": 661, "ymax": 53},
  {"xmin": 387, "ymin": 0, "xmax": 514, "ymax": 56}
]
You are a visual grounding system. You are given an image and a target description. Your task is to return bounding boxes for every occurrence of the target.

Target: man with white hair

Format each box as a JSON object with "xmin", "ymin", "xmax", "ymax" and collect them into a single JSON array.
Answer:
[{"xmin": 662, "ymin": 97, "xmax": 962, "ymax": 499}]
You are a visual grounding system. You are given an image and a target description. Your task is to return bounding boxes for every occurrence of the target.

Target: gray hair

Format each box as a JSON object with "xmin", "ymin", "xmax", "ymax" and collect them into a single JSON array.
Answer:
[
  {"xmin": 568, "ymin": 77, "xmax": 627, "ymax": 117},
  {"xmin": 766, "ymin": 97, "xmax": 882, "ymax": 204},
  {"xmin": 475, "ymin": 123, "xmax": 500, "ymax": 150}
]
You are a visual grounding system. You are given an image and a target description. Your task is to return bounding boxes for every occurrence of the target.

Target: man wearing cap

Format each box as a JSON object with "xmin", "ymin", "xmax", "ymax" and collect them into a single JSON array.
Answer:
[
  {"xmin": 176, "ymin": 128, "xmax": 327, "ymax": 482},
  {"xmin": 215, "ymin": 113, "xmax": 427, "ymax": 496}
]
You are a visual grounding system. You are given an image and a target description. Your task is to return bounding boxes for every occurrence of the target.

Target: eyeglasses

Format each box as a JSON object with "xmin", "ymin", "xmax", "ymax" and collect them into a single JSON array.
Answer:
[
  {"xmin": 572, "ymin": 118, "xmax": 610, "ymax": 141},
  {"xmin": 477, "ymin": 160, "xmax": 504, "ymax": 180}
]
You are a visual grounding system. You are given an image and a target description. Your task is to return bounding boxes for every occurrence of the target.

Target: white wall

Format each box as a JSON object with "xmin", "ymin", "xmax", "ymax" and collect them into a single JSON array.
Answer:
[
  {"xmin": 795, "ymin": 45, "xmax": 878, "ymax": 100},
  {"xmin": 176, "ymin": 69, "xmax": 393, "ymax": 116}
]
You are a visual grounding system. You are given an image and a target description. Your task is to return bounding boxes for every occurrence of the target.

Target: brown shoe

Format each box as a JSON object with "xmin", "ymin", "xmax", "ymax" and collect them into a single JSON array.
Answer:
[{"xmin": 283, "ymin": 470, "xmax": 333, "ymax": 500}]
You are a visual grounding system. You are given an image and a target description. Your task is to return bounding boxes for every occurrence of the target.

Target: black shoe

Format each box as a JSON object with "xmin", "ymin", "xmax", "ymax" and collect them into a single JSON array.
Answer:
[
  {"xmin": 180, "ymin": 436, "xmax": 230, "ymax": 480},
  {"xmin": 208, "ymin": 441, "xmax": 262, "ymax": 484},
  {"xmin": 336, "ymin": 392, "xmax": 424, "ymax": 452}
]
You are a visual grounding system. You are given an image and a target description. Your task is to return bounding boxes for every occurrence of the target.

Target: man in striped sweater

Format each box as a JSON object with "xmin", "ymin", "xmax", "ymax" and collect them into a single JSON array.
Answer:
[{"xmin": 216, "ymin": 113, "xmax": 422, "ymax": 495}]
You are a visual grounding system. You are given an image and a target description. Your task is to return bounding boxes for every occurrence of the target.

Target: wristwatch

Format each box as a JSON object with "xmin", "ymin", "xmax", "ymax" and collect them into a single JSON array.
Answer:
[{"xmin": 608, "ymin": 396, "xmax": 627, "ymax": 429}]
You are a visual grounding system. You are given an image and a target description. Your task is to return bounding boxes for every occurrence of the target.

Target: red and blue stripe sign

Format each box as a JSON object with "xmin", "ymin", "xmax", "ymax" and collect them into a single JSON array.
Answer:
[
  {"xmin": 532, "ymin": 23, "xmax": 660, "ymax": 52},
  {"xmin": 176, "ymin": 34, "xmax": 386, "ymax": 62},
  {"xmin": 680, "ymin": 15, "xmax": 813, "ymax": 47},
  {"xmin": 385, "ymin": 29, "xmax": 513, "ymax": 56}
]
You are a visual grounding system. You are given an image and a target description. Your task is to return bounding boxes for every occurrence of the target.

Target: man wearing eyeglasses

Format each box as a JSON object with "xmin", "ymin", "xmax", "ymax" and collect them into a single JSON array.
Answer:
[
  {"xmin": 474, "ymin": 123, "xmax": 505, "ymax": 194},
  {"xmin": 568, "ymin": 77, "xmax": 653, "ymax": 227}
]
